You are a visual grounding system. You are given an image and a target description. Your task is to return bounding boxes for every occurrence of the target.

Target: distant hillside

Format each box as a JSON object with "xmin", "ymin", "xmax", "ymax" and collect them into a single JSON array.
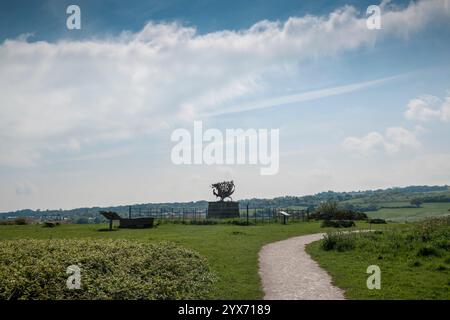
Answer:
[{"xmin": 1, "ymin": 185, "xmax": 449, "ymax": 222}]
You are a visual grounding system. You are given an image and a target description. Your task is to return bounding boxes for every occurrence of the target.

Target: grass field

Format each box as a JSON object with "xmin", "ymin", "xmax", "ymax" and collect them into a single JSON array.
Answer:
[
  {"xmin": 306, "ymin": 218, "xmax": 450, "ymax": 299},
  {"xmin": 0, "ymin": 220, "xmax": 389, "ymax": 299},
  {"xmin": 366, "ymin": 203, "xmax": 450, "ymax": 222}
]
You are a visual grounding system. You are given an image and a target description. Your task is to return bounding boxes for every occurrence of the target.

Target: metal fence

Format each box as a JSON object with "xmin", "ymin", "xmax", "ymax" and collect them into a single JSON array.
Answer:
[{"xmin": 123, "ymin": 206, "xmax": 309, "ymax": 224}]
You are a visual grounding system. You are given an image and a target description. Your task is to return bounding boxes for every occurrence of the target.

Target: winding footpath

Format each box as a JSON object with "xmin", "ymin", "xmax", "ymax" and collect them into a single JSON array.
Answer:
[{"xmin": 258, "ymin": 233, "xmax": 346, "ymax": 300}]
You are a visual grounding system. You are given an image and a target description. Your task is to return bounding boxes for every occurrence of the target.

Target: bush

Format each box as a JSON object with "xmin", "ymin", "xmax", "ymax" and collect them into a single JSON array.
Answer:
[
  {"xmin": 321, "ymin": 220, "xmax": 355, "ymax": 228},
  {"xmin": 14, "ymin": 218, "xmax": 28, "ymax": 225},
  {"xmin": 310, "ymin": 201, "xmax": 367, "ymax": 221},
  {"xmin": 369, "ymin": 218, "xmax": 387, "ymax": 224},
  {"xmin": 189, "ymin": 219, "xmax": 218, "ymax": 225},
  {"xmin": 42, "ymin": 222, "xmax": 60, "ymax": 228},
  {"xmin": 0, "ymin": 239, "xmax": 216, "ymax": 300},
  {"xmin": 0, "ymin": 220, "xmax": 15, "ymax": 226},
  {"xmin": 321, "ymin": 232, "xmax": 356, "ymax": 252},
  {"xmin": 417, "ymin": 246, "xmax": 441, "ymax": 257},
  {"xmin": 321, "ymin": 233, "xmax": 338, "ymax": 251},
  {"xmin": 0, "ymin": 218, "xmax": 28, "ymax": 225},
  {"xmin": 412, "ymin": 217, "xmax": 450, "ymax": 242},
  {"xmin": 227, "ymin": 219, "xmax": 255, "ymax": 226},
  {"xmin": 171, "ymin": 219, "xmax": 218, "ymax": 225}
]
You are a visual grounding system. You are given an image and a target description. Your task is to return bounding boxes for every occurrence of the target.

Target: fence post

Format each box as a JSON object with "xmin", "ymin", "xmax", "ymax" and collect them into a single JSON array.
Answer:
[{"xmin": 246, "ymin": 204, "xmax": 249, "ymax": 226}]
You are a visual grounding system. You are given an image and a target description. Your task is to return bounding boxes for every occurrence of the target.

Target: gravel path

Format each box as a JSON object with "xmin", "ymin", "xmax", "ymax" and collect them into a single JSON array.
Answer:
[{"xmin": 258, "ymin": 233, "xmax": 346, "ymax": 300}]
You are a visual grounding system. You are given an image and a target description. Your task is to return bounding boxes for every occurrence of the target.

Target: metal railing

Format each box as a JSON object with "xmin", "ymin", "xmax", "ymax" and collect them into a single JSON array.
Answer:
[{"xmin": 121, "ymin": 205, "xmax": 309, "ymax": 224}]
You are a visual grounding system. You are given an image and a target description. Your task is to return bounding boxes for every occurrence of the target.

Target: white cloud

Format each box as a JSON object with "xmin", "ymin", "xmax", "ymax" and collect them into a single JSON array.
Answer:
[
  {"xmin": 441, "ymin": 96, "xmax": 450, "ymax": 121},
  {"xmin": 405, "ymin": 95, "xmax": 441, "ymax": 121},
  {"xmin": 343, "ymin": 126, "xmax": 420, "ymax": 155},
  {"xmin": 384, "ymin": 126, "xmax": 421, "ymax": 152},
  {"xmin": 342, "ymin": 131, "xmax": 386, "ymax": 155},
  {"xmin": 405, "ymin": 93, "xmax": 450, "ymax": 122},
  {"xmin": 0, "ymin": 0, "xmax": 449, "ymax": 167}
]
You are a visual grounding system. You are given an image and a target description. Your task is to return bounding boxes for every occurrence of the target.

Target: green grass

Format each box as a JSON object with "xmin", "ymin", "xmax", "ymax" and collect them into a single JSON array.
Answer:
[
  {"xmin": 0, "ymin": 221, "xmax": 382, "ymax": 299},
  {"xmin": 306, "ymin": 218, "xmax": 450, "ymax": 299},
  {"xmin": 366, "ymin": 203, "xmax": 450, "ymax": 222}
]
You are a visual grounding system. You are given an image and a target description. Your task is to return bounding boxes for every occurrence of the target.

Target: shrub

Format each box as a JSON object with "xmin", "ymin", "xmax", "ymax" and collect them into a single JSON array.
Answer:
[
  {"xmin": 0, "ymin": 239, "xmax": 216, "ymax": 300},
  {"xmin": 0, "ymin": 218, "xmax": 28, "ymax": 225},
  {"xmin": 321, "ymin": 220, "xmax": 355, "ymax": 228},
  {"xmin": 412, "ymin": 261, "xmax": 421, "ymax": 267},
  {"xmin": 171, "ymin": 219, "xmax": 218, "ymax": 225},
  {"xmin": 42, "ymin": 222, "xmax": 60, "ymax": 228},
  {"xmin": 14, "ymin": 218, "xmax": 28, "ymax": 225},
  {"xmin": 310, "ymin": 201, "xmax": 367, "ymax": 221},
  {"xmin": 417, "ymin": 246, "xmax": 441, "ymax": 257},
  {"xmin": 227, "ymin": 219, "xmax": 255, "ymax": 226},
  {"xmin": 189, "ymin": 219, "xmax": 218, "ymax": 225},
  {"xmin": 321, "ymin": 232, "xmax": 356, "ymax": 252},
  {"xmin": 369, "ymin": 218, "xmax": 387, "ymax": 224},
  {"xmin": 321, "ymin": 233, "xmax": 338, "ymax": 251},
  {"xmin": 435, "ymin": 264, "xmax": 447, "ymax": 271},
  {"xmin": 411, "ymin": 217, "xmax": 450, "ymax": 242},
  {"xmin": 0, "ymin": 220, "xmax": 15, "ymax": 226}
]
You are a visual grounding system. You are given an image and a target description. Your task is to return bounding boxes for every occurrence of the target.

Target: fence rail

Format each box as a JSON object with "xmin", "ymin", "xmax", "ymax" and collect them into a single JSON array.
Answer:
[{"xmin": 119, "ymin": 206, "xmax": 309, "ymax": 224}]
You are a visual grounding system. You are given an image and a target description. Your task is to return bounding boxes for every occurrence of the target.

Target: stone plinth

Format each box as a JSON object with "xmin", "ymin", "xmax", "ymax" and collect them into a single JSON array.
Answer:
[{"xmin": 207, "ymin": 201, "xmax": 240, "ymax": 219}]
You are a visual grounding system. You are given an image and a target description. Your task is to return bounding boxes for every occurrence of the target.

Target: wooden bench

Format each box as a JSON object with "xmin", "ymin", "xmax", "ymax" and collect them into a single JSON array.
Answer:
[{"xmin": 99, "ymin": 211, "xmax": 154, "ymax": 230}]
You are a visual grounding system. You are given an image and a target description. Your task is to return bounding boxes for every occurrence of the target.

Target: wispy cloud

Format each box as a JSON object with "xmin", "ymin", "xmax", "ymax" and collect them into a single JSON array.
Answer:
[{"xmin": 202, "ymin": 75, "xmax": 402, "ymax": 117}]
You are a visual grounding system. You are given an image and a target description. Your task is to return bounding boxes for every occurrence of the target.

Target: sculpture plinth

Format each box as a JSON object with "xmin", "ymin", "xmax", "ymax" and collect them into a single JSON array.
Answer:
[{"xmin": 207, "ymin": 201, "xmax": 240, "ymax": 219}]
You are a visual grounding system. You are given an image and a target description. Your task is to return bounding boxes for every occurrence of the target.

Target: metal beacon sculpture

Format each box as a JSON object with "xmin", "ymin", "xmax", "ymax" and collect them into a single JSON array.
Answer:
[
  {"xmin": 211, "ymin": 180, "xmax": 235, "ymax": 201},
  {"xmin": 208, "ymin": 180, "xmax": 240, "ymax": 219}
]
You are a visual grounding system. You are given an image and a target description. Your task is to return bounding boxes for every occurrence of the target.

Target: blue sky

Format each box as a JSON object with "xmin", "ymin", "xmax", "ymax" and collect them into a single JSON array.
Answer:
[
  {"xmin": 1, "ymin": 0, "xmax": 450, "ymax": 211},
  {"xmin": 0, "ymin": 0, "xmax": 411, "ymax": 40}
]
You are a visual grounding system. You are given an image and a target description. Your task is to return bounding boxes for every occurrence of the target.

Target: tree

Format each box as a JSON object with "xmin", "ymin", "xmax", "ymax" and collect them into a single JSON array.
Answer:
[
  {"xmin": 410, "ymin": 198, "xmax": 423, "ymax": 208},
  {"xmin": 316, "ymin": 200, "xmax": 339, "ymax": 216}
]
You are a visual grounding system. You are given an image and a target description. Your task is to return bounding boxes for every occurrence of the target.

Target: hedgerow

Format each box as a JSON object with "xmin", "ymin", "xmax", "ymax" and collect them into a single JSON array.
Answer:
[{"xmin": 0, "ymin": 239, "xmax": 216, "ymax": 300}]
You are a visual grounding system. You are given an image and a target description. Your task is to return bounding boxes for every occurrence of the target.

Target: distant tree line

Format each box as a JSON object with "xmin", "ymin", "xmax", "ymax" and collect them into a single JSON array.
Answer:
[{"xmin": 1, "ymin": 185, "xmax": 449, "ymax": 222}]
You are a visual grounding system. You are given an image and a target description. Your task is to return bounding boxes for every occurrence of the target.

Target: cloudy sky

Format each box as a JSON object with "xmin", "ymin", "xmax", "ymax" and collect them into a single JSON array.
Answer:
[{"xmin": 1, "ymin": 0, "xmax": 450, "ymax": 212}]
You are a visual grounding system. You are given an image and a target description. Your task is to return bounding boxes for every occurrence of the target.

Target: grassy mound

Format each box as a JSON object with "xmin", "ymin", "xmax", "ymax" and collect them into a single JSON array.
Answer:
[
  {"xmin": 307, "ymin": 217, "xmax": 450, "ymax": 299},
  {"xmin": 0, "ymin": 239, "xmax": 216, "ymax": 300}
]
